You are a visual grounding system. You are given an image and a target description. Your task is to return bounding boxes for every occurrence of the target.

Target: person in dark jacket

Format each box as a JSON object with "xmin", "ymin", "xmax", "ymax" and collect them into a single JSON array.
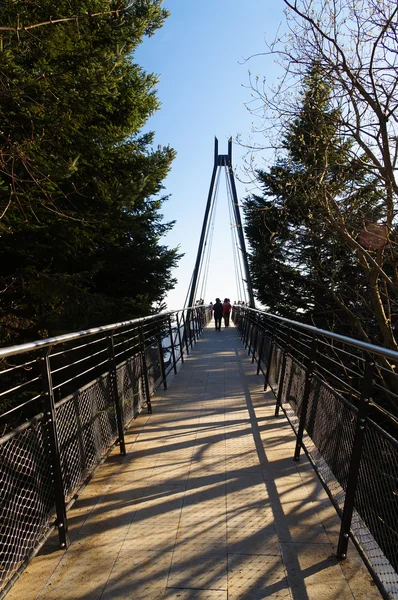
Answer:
[{"xmin": 212, "ymin": 298, "xmax": 223, "ymax": 331}]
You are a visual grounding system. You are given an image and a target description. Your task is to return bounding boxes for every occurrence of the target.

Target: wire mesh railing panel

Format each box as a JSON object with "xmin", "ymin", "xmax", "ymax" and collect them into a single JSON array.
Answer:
[
  {"xmin": 56, "ymin": 374, "xmax": 117, "ymax": 502},
  {"xmin": 161, "ymin": 332, "xmax": 173, "ymax": 376},
  {"xmin": 251, "ymin": 327, "xmax": 261, "ymax": 362},
  {"xmin": 234, "ymin": 310, "xmax": 242, "ymax": 328},
  {"xmin": 145, "ymin": 345, "xmax": 162, "ymax": 396},
  {"xmin": 280, "ymin": 373, "xmax": 355, "ymax": 510},
  {"xmin": 0, "ymin": 420, "xmax": 55, "ymax": 589},
  {"xmin": 261, "ymin": 336, "xmax": 271, "ymax": 374},
  {"xmin": 172, "ymin": 321, "xmax": 183, "ymax": 365},
  {"xmin": 247, "ymin": 321, "xmax": 254, "ymax": 350},
  {"xmin": 352, "ymin": 422, "xmax": 398, "ymax": 594},
  {"xmin": 117, "ymin": 355, "xmax": 144, "ymax": 424},
  {"xmin": 305, "ymin": 377, "xmax": 356, "ymax": 494},
  {"xmin": 281, "ymin": 356, "xmax": 306, "ymax": 417},
  {"xmin": 246, "ymin": 321, "xmax": 253, "ymax": 346},
  {"xmin": 268, "ymin": 344, "xmax": 283, "ymax": 392}
]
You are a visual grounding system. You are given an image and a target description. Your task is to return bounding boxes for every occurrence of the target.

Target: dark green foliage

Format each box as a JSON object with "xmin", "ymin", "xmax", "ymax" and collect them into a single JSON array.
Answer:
[
  {"xmin": 0, "ymin": 1, "xmax": 180, "ymax": 343},
  {"xmin": 244, "ymin": 62, "xmax": 384, "ymax": 338}
]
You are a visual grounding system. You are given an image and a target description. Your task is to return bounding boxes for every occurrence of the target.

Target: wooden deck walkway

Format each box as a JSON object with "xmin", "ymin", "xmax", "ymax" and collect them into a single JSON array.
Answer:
[{"xmin": 7, "ymin": 325, "xmax": 381, "ymax": 600}]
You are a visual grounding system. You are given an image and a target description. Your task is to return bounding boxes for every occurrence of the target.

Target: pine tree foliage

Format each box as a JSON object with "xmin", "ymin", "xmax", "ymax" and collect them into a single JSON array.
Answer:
[
  {"xmin": 244, "ymin": 62, "xmax": 386, "ymax": 341},
  {"xmin": 0, "ymin": 1, "xmax": 180, "ymax": 343}
]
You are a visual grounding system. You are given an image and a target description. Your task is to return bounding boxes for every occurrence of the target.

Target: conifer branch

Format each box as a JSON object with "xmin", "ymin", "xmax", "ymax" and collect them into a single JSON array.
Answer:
[{"xmin": 0, "ymin": 5, "xmax": 135, "ymax": 32}]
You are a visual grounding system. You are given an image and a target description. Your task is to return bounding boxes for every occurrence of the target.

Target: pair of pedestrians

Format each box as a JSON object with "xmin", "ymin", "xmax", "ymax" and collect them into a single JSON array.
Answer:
[{"xmin": 212, "ymin": 298, "xmax": 231, "ymax": 331}]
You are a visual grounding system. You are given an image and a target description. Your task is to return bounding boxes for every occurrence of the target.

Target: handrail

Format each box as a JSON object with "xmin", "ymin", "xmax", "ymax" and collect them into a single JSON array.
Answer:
[
  {"xmin": 0, "ymin": 306, "xmax": 203, "ymax": 360},
  {"xmin": 245, "ymin": 306, "xmax": 398, "ymax": 362}
]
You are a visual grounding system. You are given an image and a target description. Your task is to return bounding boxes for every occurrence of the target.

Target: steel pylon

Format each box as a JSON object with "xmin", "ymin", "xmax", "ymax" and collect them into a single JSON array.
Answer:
[{"xmin": 186, "ymin": 138, "xmax": 255, "ymax": 308}]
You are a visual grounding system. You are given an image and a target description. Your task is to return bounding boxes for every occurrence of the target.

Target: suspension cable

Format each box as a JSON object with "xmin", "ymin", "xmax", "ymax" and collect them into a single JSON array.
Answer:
[
  {"xmin": 225, "ymin": 170, "xmax": 248, "ymax": 303},
  {"xmin": 195, "ymin": 167, "xmax": 222, "ymax": 303},
  {"xmin": 183, "ymin": 270, "xmax": 195, "ymax": 308},
  {"xmin": 226, "ymin": 174, "xmax": 243, "ymax": 302},
  {"xmin": 199, "ymin": 196, "xmax": 217, "ymax": 302},
  {"xmin": 197, "ymin": 167, "xmax": 221, "ymax": 301}
]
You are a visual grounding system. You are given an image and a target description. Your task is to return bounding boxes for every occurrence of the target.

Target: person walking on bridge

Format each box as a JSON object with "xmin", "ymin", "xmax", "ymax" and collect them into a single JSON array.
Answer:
[
  {"xmin": 222, "ymin": 298, "xmax": 232, "ymax": 327},
  {"xmin": 212, "ymin": 298, "xmax": 223, "ymax": 331}
]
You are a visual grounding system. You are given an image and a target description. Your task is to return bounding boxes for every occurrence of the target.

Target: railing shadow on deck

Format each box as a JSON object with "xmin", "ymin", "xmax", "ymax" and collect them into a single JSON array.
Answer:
[
  {"xmin": 27, "ymin": 393, "xmax": 316, "ymax": 599},
  {"xmin": 232, "ymin": 305, "xmax": 398, "ymax": 600},
  {"xmin": 0, "ymin": 305, "xmax": 211, "ymax": 597}
]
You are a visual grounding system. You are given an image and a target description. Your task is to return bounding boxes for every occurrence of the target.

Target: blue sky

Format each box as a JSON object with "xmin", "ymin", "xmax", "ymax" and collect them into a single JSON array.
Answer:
[{"xmin": 135, "ymin": 1, "xmax": 286, "ymax": 309}]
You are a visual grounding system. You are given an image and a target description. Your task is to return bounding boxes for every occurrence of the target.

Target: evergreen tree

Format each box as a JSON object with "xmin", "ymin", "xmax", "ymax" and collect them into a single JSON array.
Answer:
[
  {"xmin": 0, "ymin": 1, "xmax": 180, "ymax": 343},
  {"xmin": 244, "ymin": 62, "xmax": 383, "ymax": 339}
]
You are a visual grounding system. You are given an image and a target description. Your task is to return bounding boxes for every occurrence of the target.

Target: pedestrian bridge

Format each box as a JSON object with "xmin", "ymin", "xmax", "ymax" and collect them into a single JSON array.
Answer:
[
  {"xmin": 1, "ymin": 307, "xmax": 397, "ymax": 599},
  {"xmin": 1, "ymin": 319, "xmax": 384, "ymax": 600}
]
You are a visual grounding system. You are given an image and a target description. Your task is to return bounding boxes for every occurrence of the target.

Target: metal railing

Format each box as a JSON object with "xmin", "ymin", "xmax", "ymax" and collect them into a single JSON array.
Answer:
[
  {"xmin": 0, "ymin": 305, "xmax": 211, "ymax": 596},
  {"xmin": 232, "ymin": 305, "xmax": 398, "ymax": 600}
]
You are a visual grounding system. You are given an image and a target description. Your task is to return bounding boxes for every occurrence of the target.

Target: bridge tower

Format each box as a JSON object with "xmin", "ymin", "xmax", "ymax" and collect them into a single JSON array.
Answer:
[{"xmin": 186, "ymin": 138, "xmax": 255, "ymax": 308}]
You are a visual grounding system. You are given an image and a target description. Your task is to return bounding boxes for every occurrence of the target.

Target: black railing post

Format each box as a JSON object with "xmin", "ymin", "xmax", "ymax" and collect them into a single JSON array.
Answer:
[
  {"xmin": 198, "ymin": 307, "xmax": 203, "ymax": 334},
  {"xmin": 246, "ymin": 311, "xmax": 252, "ymax": 348},
  {"xmin": 257, "ymin": 331, "xmax": 265, "ymax": 375},
  {"xmin": 237, "ymin": 308, "xmax": 243, "ymax": 336},
  {"xmin": 241, "ymin": 309, "xmax": 248, "ymax": 341},
  {"xmin": 251, "ymin": 314, "xmax": 260, "ymax": 363},
  {"xmin": 139, "ymin": 327, "xmax": 152, "ymax": 414},
  {"xmin": 239, "ymin": 309, "xmax": 245, "ymax": 341},
  {"xmin": 194, "ymin": 309, "xmax": 200, "ymax": 339},
  {"xmin": 168, "ymin": 316, "xmax": 177, "ymax": 374},
  {"xmin": 198, "ymin": 307, "xmax": 204, "ymax": 332},
  {"xmin": 107, "ymin": 333, "xmax": 126, "ymax": 455},
  {"xmin": 275, "ymin": 326, "xmax": 292, "ymax": 416},
  {"xmin": 191, "ymin": 309, "xmax": 196, "ymax": 342},
  {"xmin": 236, "ymin": 308, "xmax": 242, "ymax": 330},
  {"xmin": 247, "ymin": 310, "xmax": 253, "ymax": 349},
  {"xmin": 264, "ymin": 321, "xmax": 277, "ymax": 391},
  {"xmin": 176, "ymin": 313, "xmax": 184, "ymax": 364},
  {"xmin": 294, "ymin": 336, "xmax": 317, "ymax": 461},
  {"xmin": 247, "ymin": 312, "xmax": 254, "ymax": 356},
  {"xmin": 41, "ymin": 350, "xmax": 69, "ymax": 549},
  {"xmin": 181, "ymin": 312, "xmax": 190, "ymax": 356},
  {"xmin": 243, "ymin": 310, "xmax": 250, "ymax": 347},
  {"xmin": 196, "ymin": 309, "xmax": 201, "ymax": 335},
  {"xmin": 157, "ymin": 336, "xmax": 167, "ymax": 390},
  {"xmin": 189, "ymin": 309, "xmax": 194, "ymax": 346},
  {"xmin": 187, "ymin": 310, "xmax": 194, "ymax": 349},
  {"xmin": 337, "ymin": 357, "xmax": 374, "ymax": 559},
  {"xmin": 193, "ymin": 309, "xmax": 198, "ymax": 341}
]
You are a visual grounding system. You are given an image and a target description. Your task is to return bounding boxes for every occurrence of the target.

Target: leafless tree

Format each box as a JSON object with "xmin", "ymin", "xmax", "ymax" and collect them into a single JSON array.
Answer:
[{"xmin": 244, "ymin": 0, "xmax": 398, "ymax": 350}]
